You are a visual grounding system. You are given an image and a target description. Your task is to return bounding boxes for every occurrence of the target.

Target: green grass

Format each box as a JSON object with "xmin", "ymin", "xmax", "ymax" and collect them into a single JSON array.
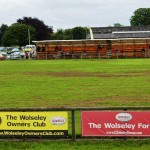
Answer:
[
  {"xmin": 0, "ymin": 59, "xmax": 150, "ymax": 149},
  {"xmin": 0, "ymin": 59, "xmax": 150, "ymax": 107},
  {"xmin": 0, "ymin": 139, "xmax": 150, "ymax": 150}
]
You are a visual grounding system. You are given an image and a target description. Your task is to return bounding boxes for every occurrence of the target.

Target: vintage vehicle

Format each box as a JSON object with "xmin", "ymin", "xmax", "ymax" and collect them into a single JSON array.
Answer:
[
  {"xmin": 0, "ymin": 47, "xmax": 6, "ymax": 51},
  {"xmin": 24, "ymin": 45, "xmax": 36, "ymax": 52},
  {"xmin": 0, "ymin": 53, "xmax": 5, "ymax": 60},
  {"xmin": 24, "ymin": 45, "xmax": 37, "ymax": 58},
  {"xmin": 10, "ymin": 48, "xmax": 21, "ymax": 60},
  {"xmin": 0, "ymin": 51, "xmax": 7, "ymax": 59}
]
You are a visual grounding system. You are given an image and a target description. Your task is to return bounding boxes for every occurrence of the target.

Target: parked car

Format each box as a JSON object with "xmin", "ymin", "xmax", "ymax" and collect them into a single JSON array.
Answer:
[
  {"xmin": 6, "ymin": 54, "xmax": 10, "ymax": 59},
  {"xmin": 24, "ymin": 45, "xmax": 37, "ymax": 59},
  {"xmin": 10, "ymin": 48, "xmax": 21, "ymax": 60},
  {"xmin": 0, "ymin": 51, "xmax": 7, "ymax": 59},
  {"xmin": 24, "ymin": 45, "xmax": 36, "ymax": 52},
  {"xmin": 0, "ymin": 53, "xmax": 5, "ymax": 60},
  {"xmin": 20, "ymin": 51, "xmax": 25, "ymax": 58},
  {"xmin": 0, "ymin": 47, "xmax": 6, "ymax": 51},
  {"xmin": 11, "ymin": 48, "xmax": 20, "ymax": 52}
]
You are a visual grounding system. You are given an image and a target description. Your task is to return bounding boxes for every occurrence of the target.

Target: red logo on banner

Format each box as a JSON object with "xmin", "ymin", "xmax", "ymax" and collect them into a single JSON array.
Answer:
[{"xmin": 82, "ymin": 111, "xmax": 150, "ymax": 137}]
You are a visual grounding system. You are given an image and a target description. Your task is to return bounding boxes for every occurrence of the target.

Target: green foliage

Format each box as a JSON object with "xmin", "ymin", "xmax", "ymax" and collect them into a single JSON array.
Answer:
[
  {"xmin": 113, "ymin": 23, "xmax": 124, "ymax": 27},
  {"xmin": 72, "ymin": 26, "xmax": 86, "ymax": 39},
  {"xmin": 52, "ymin": 27, "xmax": 87, "ymax": 40},
  {"xmin": 51, "ymin": 29, "xmax": 65, "ymax": 40},
  {"xmin": 130, "ymin": 8, "xmax": 150, "ymax": 26},
  {"xmin": 108, "ymin": 23, "xmax": 124, "ymax": 27},
  {"xmin": 64, "ymin": 28, "xmax": 73, "ymax": 40},
  {"xmin": 0, "ymin": 24, "xmax": 8, "ymax": 45},
  {"xmin": 17, "ymin": 17, "xmax": 53, "ymax": 40},
  {"xmin": 52, "ymin": 28, "xmax": 73, "ymax": 40},
  {"xmin": 1, "ymin": 23, "xmax": 36, "ymax": 46}
]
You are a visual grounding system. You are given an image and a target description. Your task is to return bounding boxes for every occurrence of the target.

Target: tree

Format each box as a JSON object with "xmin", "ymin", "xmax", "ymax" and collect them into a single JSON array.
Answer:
[
  {"xmin": 130, "ymin": 8, "xmax": 150, "ymax": 26},
  {"xmin": 0, "ymin": 24, "xmax": 8, "ymax": 45},
  {"xmin": 63, "ymin": 28, "xmax": 73, "ymax": 40},
  {"xmin": 52, "ymin": 28, "xmax": 73, "ymax": 40},
  {"xmin": 51, "ymin": 29, "xmax": 64, "ymax": 40},
  {"xmin": 52, "ymin": 26, "xmax": 87, "ymax": 40},
  {"xmin": 17, "ymin": 17, "xmax": 53, "ymax": 40},
  {"xmin": 2, "ymin": 23, "xmax": 36, "ymax": 46},
  {"xmin": 113, "ymin": 23, "xmax": 124, "ymax": 27},
  {"xmin": 72, "ymin": 27, "xmax": 86, "ymax": 39}
]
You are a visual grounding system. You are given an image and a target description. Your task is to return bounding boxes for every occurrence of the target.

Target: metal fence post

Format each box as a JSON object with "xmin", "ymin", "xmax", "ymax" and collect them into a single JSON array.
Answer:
[
  {"xmin": 99, "ymin": 53, "xmax": 100, "ymax": 59},
  {"xmin": 71, "ymin": 110, "xmax": 76, "ymax": 142}
]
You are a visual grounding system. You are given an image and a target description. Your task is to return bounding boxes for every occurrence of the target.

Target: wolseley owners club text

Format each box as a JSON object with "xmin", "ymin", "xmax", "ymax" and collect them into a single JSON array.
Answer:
[{"xmin": 0, "ymin": 112, "xmax": 68, "ymax": 138}]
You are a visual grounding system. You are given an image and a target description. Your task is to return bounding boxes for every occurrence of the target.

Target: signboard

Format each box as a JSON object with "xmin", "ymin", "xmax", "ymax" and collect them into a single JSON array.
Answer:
[
  {"xmin": 82, "ymin": 111, "xmax": 150, "ymax": 137},
  {"xmin": 0, "ymin": 111, "xmax": 68, "ymax": 138}
]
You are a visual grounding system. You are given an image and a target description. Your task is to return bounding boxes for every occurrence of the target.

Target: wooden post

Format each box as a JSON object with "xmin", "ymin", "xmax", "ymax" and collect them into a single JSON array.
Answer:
[{"xmin": 71, "ymin": 110, "xmax": 76, "ymax": 142}]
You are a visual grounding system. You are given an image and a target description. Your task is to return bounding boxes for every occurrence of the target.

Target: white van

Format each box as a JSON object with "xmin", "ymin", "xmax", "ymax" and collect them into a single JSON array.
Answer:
[
  {"xmin": 24, "ymin": 45, "xmax": 37, "ymax": 58},
  {"xmin": 24, "ymin": 45, "xmax": 36, "ymax": 52}
]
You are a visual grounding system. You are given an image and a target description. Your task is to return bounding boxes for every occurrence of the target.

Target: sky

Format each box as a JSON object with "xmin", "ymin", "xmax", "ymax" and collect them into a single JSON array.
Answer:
[{"xmin": 0, "ymin": 0, "xmax": 150, "ymax": 31}]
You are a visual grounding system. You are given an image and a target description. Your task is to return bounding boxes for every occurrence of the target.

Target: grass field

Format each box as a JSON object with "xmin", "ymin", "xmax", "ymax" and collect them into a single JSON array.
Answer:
[
  {"xmin": 0, "ymin": 59, "xmax": 150, "ymax": 149},
  {"xmin": 0, "ymin": 139, "xmax": 150, "ymax": 150},
  {"xmin": 0, "ymin": 59, "xmax": 150, "ymax": 107}
]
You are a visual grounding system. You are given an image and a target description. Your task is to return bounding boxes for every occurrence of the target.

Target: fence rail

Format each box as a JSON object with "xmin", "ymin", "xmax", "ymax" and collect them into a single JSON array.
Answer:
[
  {"xmin": 37, "ymin": 51, "xmax": 150, "ymax": 60},
  {"xmin": 0, "ymin": 106, "xmax": 150, "ymax": 111}
]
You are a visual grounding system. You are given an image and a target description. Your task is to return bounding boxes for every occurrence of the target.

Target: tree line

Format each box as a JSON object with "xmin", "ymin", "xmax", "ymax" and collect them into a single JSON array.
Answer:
[{"xmin": 0, "ymin": 8, "xmax": 150, "ymax": 47}]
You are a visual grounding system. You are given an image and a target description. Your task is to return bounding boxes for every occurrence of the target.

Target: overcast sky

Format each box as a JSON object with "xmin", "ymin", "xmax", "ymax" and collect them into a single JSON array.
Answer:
[{"xmin": 0, "ymin": 0, "xmax": 150, "ymax": 31}]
